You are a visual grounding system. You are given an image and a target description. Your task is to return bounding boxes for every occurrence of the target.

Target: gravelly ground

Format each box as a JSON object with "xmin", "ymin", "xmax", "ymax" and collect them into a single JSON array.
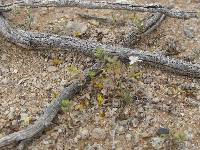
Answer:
[{"xmin": 0, "ymin": 0, "xmax": 200, "ymax": 149}]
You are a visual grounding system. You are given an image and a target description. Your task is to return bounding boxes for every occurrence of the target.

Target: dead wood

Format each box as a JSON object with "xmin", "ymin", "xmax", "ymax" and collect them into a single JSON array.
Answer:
[
  {"xmin": 0, "ymin": 0, "xmax": 198, "ymax": 19},
  {"xmin": 0, "ymin": 62, "xmax": 104, "ymax": 148},
  {"xmin": 0, "ymin": 15, "xmax": 199, "ymax": 78},
  {"xmin": 124, "ymin": 13, "xmax": 166, "ymax": 46}
]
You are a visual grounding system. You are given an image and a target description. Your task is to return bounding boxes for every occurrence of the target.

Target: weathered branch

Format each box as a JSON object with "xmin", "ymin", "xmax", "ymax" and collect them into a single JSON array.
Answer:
[
  {"xmin": 124, "ymin": 13, "xmax": 166, "ymax": 46},
  {"xmin": 1, "ymin": 0, "xmax": 198, "ymax": 19},
  {"xmin": 0, "ymin": 62, "xmax": 103, "ymax": 148},
  {"xmin": 0, "ymin": 3, "xmax": 12, "ymax": 12},
  {"xmin": 0, "ymin": 15, "xmax": 199, "ymax": 78}
]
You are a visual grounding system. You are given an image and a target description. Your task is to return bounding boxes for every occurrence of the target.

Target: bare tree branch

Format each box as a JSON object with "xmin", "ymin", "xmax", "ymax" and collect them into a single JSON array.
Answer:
[
  {"xmin": 0, "ymin": 3, "xmax": 12, "ymax": 12},
  {"xmin": 0, "ymin": 15, "xmax": 199, "ymax": 78},
  {"xmin": 0, "ymin": 62, "xmax": 104, "ymax": 148},
  {"xmin": 124, "ymin": 13, "xmax": 166, "ymax": 46},
  {"xmin": 0, "ymin": 0, "xmax": 198, "ymax": 19}
]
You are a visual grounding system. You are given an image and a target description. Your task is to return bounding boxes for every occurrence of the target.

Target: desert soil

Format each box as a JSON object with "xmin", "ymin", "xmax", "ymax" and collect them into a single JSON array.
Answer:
[{"xmin": 0, "ymin": 0, "xmax": 200, "ymax": 149}]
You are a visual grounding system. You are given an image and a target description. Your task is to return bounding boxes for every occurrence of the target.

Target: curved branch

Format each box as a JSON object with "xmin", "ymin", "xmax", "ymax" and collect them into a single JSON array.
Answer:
[
  {"xmin": 0, "ymin": 15, "xmax": 199, "ymax": 78},
  {"xmin": 1, "ymin": 0, "xmax": 198, "ymax": 19},
  {"xmin": 0, "ymin": 62, "xmax": 103, "ymax": 148},
  {"xmin": 124, "ymin": 13, "xmax": 166, "ymax": 46}
]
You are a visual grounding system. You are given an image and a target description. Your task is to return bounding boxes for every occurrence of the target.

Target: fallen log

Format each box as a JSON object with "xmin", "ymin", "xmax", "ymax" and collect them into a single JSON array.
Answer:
[{"xmin": 0, "ymin": 15, "xmax": 199, "ymax": 78}]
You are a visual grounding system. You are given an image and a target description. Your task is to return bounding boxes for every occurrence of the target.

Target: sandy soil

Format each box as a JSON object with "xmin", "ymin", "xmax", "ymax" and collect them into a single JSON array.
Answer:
[{"xmin": 0, "ymin": 0, "xmax": 200, "ymax": 149}]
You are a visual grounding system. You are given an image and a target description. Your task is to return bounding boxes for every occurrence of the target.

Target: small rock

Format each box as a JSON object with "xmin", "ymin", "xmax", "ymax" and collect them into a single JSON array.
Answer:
[
  {"xmin": 65, "ymin": 21, "xmax": 88, "ymax": 35},
  {"xmin": 151, "ymin": 137, "xmax": 165, "ymax": 149},
  {"xmin": 152, "ymin": 97, "xmax": 160, "ymax": 103},
  {"xmin": 13, "ymin": 69, "xmax": 18, "ymax": 73},
  {"xmin": 11, "ymin": 120, "xmax": 17, "ymax": 126},
  {"xmin": 184, "ymin": 129, "xmax": 193, "ymax": 141},
  {"xmin": 80, "ymin": 128, "xmax": 89, "ymax": 140},
  {"xmin": 43, "ymin": 140, "xmax": 49, "ymax": 145},
  {"xmin": 47, "ymin": 66, "xmax": 58, "ymax": 72},
  {"xmin": 131, "ymin": 118, "xmax": 139, "ymax": 128},
  {"xmin": 91, "ymin": 128, "xmax": 106, "ymax": 140},
  {"xmin": 184, "ymin": 27, "xmax": 194, "ymax": 38},
  {"xmin": 118, "ymin": 126, "xmax": 125, "ymax": 134},
  {"xmin": 74, "ymin": 135, "xmax": 81, "ymax": 143},
  {"xmin": 20, "ymin": 113, "xmax": 29, "ymax": 121},
  {"xmin": 125, "ymin": 134, "xmax": 132, "ymax": 141},
  {"xmin": 157, "ymin": 127, "xmax": 170, "ymax": 135},
  {"xmin": 1, "ymin": 77, "xmax": 9, "ymax": 84},
  {"xmin": 8, "ymin": 107, "xmax": 15, "ymax": 120},
  {"xmin": 1, "ymin": 54, "xmax": 7, "ymax": 61},
  {"xmin": 57, "ymin": 129, "xmax": 62, "ymax": 133}
]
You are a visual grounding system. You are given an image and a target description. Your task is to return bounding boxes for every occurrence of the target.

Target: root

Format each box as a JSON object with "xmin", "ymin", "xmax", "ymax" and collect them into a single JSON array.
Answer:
[
  {"xmin": 0, "ymin": 62, "xmax": 104, "ymax": 148},
  {"xmin": 0, "ymin": 15, "xmax": 199, "ymax": 78}
]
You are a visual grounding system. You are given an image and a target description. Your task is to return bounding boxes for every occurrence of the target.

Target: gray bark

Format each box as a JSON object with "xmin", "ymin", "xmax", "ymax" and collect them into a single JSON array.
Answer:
[
  {"xmin": 0, "ymin": 62, "xmax": 103, "ymax": 148},
  {"xmin": 0, "ymin": 15, "xmax": 199, "ymax": 78},
  {"xmin": 124, "ymin": 13, "xmax": 166, "ymax": 46},
  {"xmin": 0, "ymin": 0, "xmax": 198, "ymax": 19}
]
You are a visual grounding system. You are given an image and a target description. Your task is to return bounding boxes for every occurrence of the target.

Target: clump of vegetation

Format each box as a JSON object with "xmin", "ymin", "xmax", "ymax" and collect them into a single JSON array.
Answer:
[
  {"xmin": 61, "ymin": 99, "xmax": 72, "ymax": 112},
  {"xmin": 93, "ymin": 48, "xmax": 140, "ymax": 117}
]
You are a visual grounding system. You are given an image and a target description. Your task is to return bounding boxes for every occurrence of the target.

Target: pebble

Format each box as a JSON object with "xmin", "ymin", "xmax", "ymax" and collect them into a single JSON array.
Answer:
[
  {"xmin": 7, "ymin": 107, "xmax": 15, "ymax": 120},
  {"xmin": 80, "ymin": 128, "xmax": 89, "ymax": 140},
  {"xmin": 184, "ymin": 27, "xmax": 194, "ymax": 38},
  {"xmin": 1, "ymin": 77, "xmax": 9, "ymax": 84},
  {"xmin": 1, "ymin": 54, "xmax": 7, "ymax": 61},
  {"xmin": 20, "ymin": 113, "xmax": 29, "ymax": 121},
  {"xmin": 125, "ymin": 134, "xmax": 132, "ymax": 141},
  {"xmin": 157, "ymin": 127, "xmax": 170, "ymax": 135},
  {"xmin": 151, "ymin": 137, "xmax": 165, "ymax": 149},
  {"xmin": 65, "ymin": 21, "xmax": 88, "ymax": 35},
  {"xmin": 91, "ymin": 128, "xmax": 106, "ymax": 140},
  {"xmin": 47, "ymin": 66, "xmax": 58, "ymax": 72},
  {"xmin": 131, "ymin": 118, "xmax": 139, "ymax": 128}
]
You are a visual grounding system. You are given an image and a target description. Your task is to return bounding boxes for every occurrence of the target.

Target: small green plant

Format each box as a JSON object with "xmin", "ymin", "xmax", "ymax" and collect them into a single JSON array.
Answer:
[
  {"xmin": 94, "ymin": 48, "xmax": 107, "ymax": 60},
  {"xmin": 131, "ymin": 15, "xmax": 144, "ymax": 32},
  {"xmin": 61, "ymin": 99, "xmax": 72, "ymax": 112},
  {"xmin": 66, "ymin": 65, "xmax": 81, "ymax": 76},
  {"xmin": 173, "ymin": 131, "xmax": 187, "ymax": 142},
  {"xmin": 88, "ymin": 70, "xmax": 97, "ymax": 79},
  {"xmin": 97, "ymin": 93, "xmax": 104, "ymax": 107},
  {"xmin": 121, "ymin": 89, "xmax": 132, "ymax": 104}
]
